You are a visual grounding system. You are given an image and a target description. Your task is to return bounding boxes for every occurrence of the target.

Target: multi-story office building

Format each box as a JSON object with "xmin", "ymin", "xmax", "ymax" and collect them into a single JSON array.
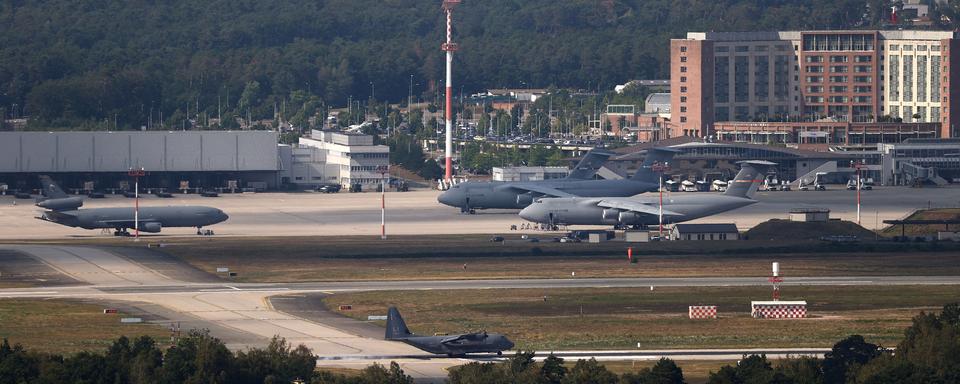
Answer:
[{"xmin": 671, "ymin": 30, "xmax": 960, "ymax": 147}]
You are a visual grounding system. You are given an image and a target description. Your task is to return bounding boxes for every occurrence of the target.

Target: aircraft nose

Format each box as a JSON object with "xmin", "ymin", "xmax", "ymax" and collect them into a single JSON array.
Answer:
[
  {"xmin": 437, "ymin": 190, "xmax": 458, "ymax": 207},
  {"xmin": 518, "ymin": 204, "xmax": 542, "ymax": 222},
  {"xmin": 217, "ymin": 209, "xmax": 229, "ymax": 222}
]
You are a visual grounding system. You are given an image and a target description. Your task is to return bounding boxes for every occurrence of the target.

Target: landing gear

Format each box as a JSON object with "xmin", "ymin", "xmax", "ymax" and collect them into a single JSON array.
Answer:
[
  {"xmin": 113, "ymin": 228, "xmax": 130, "ymax": 237},
  {"xmin": 197, "ymin": 227, "xmax": 215, "ymax": 236}
]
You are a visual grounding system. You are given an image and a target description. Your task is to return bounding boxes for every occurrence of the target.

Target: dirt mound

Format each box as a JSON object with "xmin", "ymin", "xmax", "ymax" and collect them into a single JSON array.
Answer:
[{"xmin": 745, "ymin": 219, "xmax": 878, "ymax": 241}]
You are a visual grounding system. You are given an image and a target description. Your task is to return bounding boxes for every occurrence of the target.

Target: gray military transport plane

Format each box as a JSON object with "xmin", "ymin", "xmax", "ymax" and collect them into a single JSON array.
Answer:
[
  {"xmin": 519, "ymin": 161, "xmax": 775, "ymax": 228},
  {"xmin": 35, "ymin": 176, "xmax": 228, "ymax": 236},
  {"xmin": 385, "ymin": 307, "xmax": 514, "ymax": 357},
  {"xmin": 437, "ymin": 147, "xmax": 679, "ymax": 213}
]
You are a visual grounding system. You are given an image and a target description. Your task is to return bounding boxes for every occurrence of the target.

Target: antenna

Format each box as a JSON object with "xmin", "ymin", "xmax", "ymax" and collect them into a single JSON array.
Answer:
[{"xmin": 441, "ymin": 0, "xmax": 461, "ymax": 183}]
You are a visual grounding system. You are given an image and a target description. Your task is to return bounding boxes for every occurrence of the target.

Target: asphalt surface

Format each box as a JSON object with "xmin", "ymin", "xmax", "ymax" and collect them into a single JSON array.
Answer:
[
  {"xmin": 1, "ymin": 186, "xmax": 958, "ymax": 239},
  {"xmin": 1, "ymin": 244, "xmax": 957, "ymax": 381}
]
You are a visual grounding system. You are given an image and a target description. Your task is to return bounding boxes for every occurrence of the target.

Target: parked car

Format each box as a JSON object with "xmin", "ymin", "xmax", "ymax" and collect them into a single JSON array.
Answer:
[
  {"xmin": 155, "ymin": 191, "xmax": 174, "ymax": 198},
  {"xmin": 317, "ymin": 184, "xmax": 341, "ymax": 193},
  {"xmin": 87, "ymin": 191, "xmax": 105, "ymax": 198},
  {"xmin": 200, "ymin": 190, "xmax": 219, "ymax": 197}
]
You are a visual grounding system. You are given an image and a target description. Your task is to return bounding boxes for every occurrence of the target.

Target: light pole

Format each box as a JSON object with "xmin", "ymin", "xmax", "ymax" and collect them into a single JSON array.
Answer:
[
  {"xmin": 651, "ymin": 161, "xmax": 670, "ymax": 239},
  {"xmin": 378, "ymin": 165, "xmax": 389, "ymax": 240},
  {"xmin": 128, "ymin": 167, "xmax": 145, "ymax": 240},
  {"xmin": 852, "ymin": 160, "xmax": 863, "ymax": 225}
]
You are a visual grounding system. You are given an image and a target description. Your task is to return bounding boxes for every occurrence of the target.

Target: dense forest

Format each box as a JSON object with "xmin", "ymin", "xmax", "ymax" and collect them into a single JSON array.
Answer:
[{"xmin": 0, "ymin": 0, "xmax": 949, "ymax": 130}]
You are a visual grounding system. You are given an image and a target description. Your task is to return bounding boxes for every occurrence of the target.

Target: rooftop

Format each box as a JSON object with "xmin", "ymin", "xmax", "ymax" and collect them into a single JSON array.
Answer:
[{"xmin": 673, "ymin": 223, "xmax": 740, "ymax": 234}]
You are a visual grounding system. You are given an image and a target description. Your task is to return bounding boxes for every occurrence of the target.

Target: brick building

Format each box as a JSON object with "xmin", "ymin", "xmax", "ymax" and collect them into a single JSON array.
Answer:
[{"xmin": 670, "ymin": 30, "xmax": 960, "ymax": 144}]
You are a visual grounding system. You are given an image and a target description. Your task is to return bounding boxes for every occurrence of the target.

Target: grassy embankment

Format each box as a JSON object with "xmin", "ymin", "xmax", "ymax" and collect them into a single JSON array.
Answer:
[
  {"xmin": 322, "ymin": 285, "xmax": 959, "ymax": 351},
  {"xmin": 0, "ymin": 299, "xmax": 170, "ymax": 354},
  {"xmin": 147, "ymin": 235, "xmax": 960, "ymax": 282}
]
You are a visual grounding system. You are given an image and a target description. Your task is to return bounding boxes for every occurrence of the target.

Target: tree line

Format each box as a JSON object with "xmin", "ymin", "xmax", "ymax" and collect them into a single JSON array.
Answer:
[
  {"xmin": 3, "ymin": 303, "xmax": 958, "ymax": 383},
  {"xmin": 0, "ymin": 0, "xmax": 923, "ymax": 131}
]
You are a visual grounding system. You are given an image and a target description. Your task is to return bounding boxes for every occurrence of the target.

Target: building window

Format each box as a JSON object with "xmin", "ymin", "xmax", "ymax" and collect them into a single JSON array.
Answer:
[
  {"xmin": 830, "ymin": 56, "xmax": 849, "ymax": 63},
  {"xmin": 680, "ymin": 56, "xmax": 688, "ymax": 63},
  {"xmin": 889, "ymin": 44, "xmax": 899, "ymax": 50},
  {"xmin": 855, "ymin": 55, "xmax": 872, "ymax": 63},
  {"xmin": 680, "ymin": 117, "xmax": 687, "ymax": 122},
  {"xmin": 681, "ymin": 86, "xmax": 688, "ymax": 93},
  {"xmin": 806, "ymin": 65, "xmax": 824, "ymax": 73},
  {"xmin": 680, "ymin": 96, "xmax": 687, "ymax": 103},
  {"xmin": 680, "ymin": 46, "xmax": 687, "ymax": 52},
  {"xmin": 680, "ymin": 106, "xmax": 687, "ymax": 113},
  {"xmin": 735, "ymin": 46, "xmax": 749, "ymax": 52},
  {"xmin": 681, "ymin": 76, "xmax": 687, "ymax": 82},
  {"xmin": 680, "ymin": 66, "xmax": 687, "ymax": 73},
  {"xmin": 830, "ymin": 66, "xmax": 848, "ymax": 73},
  {"xmin": 805, "ymin": 56, "xmax": 823, "ymax": 63}
]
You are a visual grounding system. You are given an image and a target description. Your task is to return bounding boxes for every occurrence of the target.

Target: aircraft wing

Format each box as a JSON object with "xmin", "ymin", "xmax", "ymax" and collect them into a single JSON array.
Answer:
[
  {"xmin": 440, "ymin": 333, "xmax": 484, "ymax": 344},
  {"xmin": 596, "ymin": 199, "xmax": 682, "ymax": 217},
  {"xmin": 497, "ymin": 183, "xmax": 577, "ymax": 198},
  {"xmin": 439, "ymin": 334, "xmax": 470, "ymax": 344}
]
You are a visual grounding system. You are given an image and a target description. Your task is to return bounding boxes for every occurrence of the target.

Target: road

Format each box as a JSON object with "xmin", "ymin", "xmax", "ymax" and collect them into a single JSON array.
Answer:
[
  {"xmin": 1, "ymin": 244, "xmax": 957, "ymax": 381},
  {"xmin": 0, "ymin": 186, "xmax": 957, "ymax": 239}
]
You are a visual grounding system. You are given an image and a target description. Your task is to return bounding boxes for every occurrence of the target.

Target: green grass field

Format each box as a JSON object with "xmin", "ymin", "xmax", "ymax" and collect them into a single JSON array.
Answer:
[
  {"xmin": 130, "ymin": 235, "xmax": 960, "ymax": 283},
  {"xmin": 0, "ymin": 299, "xmax": 170, "ymax": 354},
  {"xmin": 323, "ymin": 286, "xmax": 959, "ymax": 350}
]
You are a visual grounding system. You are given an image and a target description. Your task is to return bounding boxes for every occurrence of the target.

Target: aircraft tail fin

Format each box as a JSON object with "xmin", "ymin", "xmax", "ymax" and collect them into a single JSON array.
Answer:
[
  {"xmin": 631, "ymin": 147, "xmax": 681, "ymax": 182},
  {"xmin": 385, "ymin": 307, "xmax": 413, "ymax": 340},
  {"xmin": 724, "ymin": 161, "xmax": 776, "ymax": 199},
  {"xmin": 566, "ymin": 149, "xmax": 615, "ymax": 180},
  {"xmin": 38, "ymin": 175, "xmax": 69, "ymax": 200}
]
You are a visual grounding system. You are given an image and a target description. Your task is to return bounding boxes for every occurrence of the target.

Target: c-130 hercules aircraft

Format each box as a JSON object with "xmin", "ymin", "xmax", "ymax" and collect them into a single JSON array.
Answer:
[
  {"xmin": 35, "ymin": 175, "xmax": 228, "ymax": 236},
  {"xmin": 385, "ymin": 307, "xmax": 514, "ymax": 357}
]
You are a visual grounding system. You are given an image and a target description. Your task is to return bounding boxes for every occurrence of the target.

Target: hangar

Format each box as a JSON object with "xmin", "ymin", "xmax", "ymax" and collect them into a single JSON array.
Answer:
[{"xmin": 0, "ymin": 131, "xmax": 280, "ymax": 193}]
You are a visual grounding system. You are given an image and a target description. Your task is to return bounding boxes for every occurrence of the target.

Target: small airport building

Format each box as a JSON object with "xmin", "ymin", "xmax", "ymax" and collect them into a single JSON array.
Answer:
[{"xmin": 670, "ymin": 223, "xmax": 740, "ymax": 241}]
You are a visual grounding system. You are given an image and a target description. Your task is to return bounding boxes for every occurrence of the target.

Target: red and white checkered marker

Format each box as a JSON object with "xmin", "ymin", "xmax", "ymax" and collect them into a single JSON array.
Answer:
[
  {"xmin": 688, "ymin": 305, "xmax": 717, "ymax": 319},
  {"xmin": 751, "ymin": 301, "xmax": 807, "ymax": 319}
]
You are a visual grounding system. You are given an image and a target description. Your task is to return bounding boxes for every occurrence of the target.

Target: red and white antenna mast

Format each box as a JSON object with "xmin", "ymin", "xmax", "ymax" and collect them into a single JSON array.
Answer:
[{"xmin": 441, "ymin": 0, "xmax": 460, "ymax": 183}]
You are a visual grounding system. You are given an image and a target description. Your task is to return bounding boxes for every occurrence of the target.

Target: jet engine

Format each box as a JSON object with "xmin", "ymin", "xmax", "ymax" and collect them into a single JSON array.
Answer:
[
  {"xmin": 36, "ymin": 197, "xmax": 83, "ymax": 211},
  {"xmin": 516, "ymin": 194, "xmax": 534, "ymax": 207},
  {"xmin": 139, "ymin": 222, "xmax": 162, "ymax": 233},
  {"xmin": 618, "ymin": 211, "xmax": 642, "ymax": 224},
  {"xmin": 601, "ymin": 208, "xmax": 620, "ymax": 221}
]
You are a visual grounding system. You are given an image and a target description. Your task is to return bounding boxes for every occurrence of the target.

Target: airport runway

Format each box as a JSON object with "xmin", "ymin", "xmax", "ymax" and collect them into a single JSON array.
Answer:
[
  {"xmin": 0, "ymin": 186, "xmax": 958, "ymax": 239},
  {"xmin": 0, "ymin": 244, "xmax": 956, "ymax": 380}
]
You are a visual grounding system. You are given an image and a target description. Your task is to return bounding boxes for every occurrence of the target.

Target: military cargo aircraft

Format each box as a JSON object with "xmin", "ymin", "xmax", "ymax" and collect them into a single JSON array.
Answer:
[
  {"xmin": 519, "ymin": 161, "xmax": 774, "ymax": 228},
  {"xmin": 437, "ymin": 147, "xmax": 679, "ymax": 213},
  {"xmin": 35, "ymin": 176, "xmax": 228, "ymax": 236},
  {"xmin": 385, "ymin": 307, "xmax": 514, "ymax": 357}
]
